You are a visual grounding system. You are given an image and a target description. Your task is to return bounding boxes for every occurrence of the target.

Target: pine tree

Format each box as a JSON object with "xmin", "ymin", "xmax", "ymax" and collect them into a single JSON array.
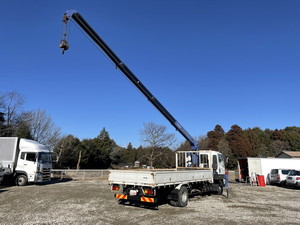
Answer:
[
  {"xmin": 226, "ymin": 125, "xmax": 252, "ymax": 157},
  {"xmin": 97, "ymin": 127, "xmax": 110, "ymax": 140},
  {"xmin": 207, "ymin": 125, "xmax": 225, "ymax": 150},
  {"xmin": 244, "ymin": 128, "xmax": 260, "ymax": 156}
]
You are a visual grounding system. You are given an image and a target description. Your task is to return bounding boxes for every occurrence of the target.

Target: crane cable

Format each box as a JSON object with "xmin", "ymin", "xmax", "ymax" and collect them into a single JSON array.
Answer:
[{"xmin": 59, "ymin": 15, "xmax": 70, "ymax": 54}]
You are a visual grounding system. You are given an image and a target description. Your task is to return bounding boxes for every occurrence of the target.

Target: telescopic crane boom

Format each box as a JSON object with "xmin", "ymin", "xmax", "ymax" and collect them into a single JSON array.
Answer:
[{"xmin": 59, "ymin": 10, "xmax": 198, "ymax": 150}]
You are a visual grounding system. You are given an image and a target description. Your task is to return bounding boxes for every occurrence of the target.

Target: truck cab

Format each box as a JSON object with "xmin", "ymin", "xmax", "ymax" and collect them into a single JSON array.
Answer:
[
  {"xmin": 14, "ymin": 139, "xmax": 52, "ymax": 185},
  {"xmin": 176, "ymin": 150, "xmax": 226, "ymax": 176},
  {"xmin": 0, "ymin": 137, "xmax": 52, "ymax": 186}
]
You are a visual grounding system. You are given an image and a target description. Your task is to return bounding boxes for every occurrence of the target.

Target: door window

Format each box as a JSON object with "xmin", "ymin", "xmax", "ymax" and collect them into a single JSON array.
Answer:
[
  {"xmin": 26, "ymin": 153, "xmax": 37, "ymax": 162},
  {"xmin": 218, "ymin": 154, "xmax": 224, "ymax": 164}
]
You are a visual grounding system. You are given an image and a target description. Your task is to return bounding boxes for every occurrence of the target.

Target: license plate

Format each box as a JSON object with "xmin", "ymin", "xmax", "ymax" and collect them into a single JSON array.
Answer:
[{"xmin": 129, "ymin": 190, "xmax": 138, "ymax": 196}]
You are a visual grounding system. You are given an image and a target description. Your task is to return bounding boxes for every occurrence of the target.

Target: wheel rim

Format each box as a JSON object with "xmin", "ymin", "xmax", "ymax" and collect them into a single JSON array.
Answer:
[
  {"xmin": 18, "ymin": 177, "xmax": 26, "ymax": 185},
  {"xmin": 182, "ymin": 190, "xmax": 188, "ymax": 203}
]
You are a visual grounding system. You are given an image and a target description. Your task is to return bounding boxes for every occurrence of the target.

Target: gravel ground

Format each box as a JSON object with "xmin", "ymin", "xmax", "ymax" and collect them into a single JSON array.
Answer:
[{"xmin": 0, "ymin": 179, "xmax": 299, "ymax": 225}]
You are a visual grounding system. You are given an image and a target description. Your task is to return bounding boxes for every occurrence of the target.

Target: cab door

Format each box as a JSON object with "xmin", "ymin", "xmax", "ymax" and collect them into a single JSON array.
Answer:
[
  {"xmin": 217, "ymin": 153, "xmax": 225, "ymax": 175},
  {"xmin": 17, "ymin": 152, "xmax": 37, "ymax": 182}
]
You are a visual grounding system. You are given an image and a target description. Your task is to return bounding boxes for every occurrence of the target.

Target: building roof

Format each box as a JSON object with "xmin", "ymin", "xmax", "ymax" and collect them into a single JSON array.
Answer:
[{"xmin": 277, "ymin": 151, "xmax": 300, "ymax": 158}]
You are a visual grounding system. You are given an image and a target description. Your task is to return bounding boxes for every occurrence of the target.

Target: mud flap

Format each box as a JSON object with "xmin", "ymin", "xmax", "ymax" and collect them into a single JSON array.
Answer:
[{"xmin": 167, "ymin": 188, "xmax": 180, "ymax": 201}]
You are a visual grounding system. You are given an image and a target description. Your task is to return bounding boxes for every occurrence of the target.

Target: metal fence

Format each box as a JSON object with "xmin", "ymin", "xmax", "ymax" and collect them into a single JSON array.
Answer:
[{"xmin": 51, "ymin": 169, "xmax": 109, "ymax": 180}]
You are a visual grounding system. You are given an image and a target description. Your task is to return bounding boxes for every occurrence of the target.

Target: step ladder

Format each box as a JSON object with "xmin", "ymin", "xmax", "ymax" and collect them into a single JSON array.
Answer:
[{"xmin": 250, "ymin": 173, "xmax": 258, "ymax": 186}]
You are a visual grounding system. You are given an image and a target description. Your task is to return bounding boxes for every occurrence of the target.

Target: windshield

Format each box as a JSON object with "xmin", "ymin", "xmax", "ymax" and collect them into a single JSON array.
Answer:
[{"xmin": 38, "ymin": 152, "xmax": 52, "ymax": 164}]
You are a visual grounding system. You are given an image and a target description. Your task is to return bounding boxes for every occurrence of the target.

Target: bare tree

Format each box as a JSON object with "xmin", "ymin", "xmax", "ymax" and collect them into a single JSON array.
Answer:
[
  {"xmin": 141, "ymin": 122, "xmax": 176, "ymax": 147},
  {"xmin": 140, "ymin": 122, "xmax": 176, "ymax": 168},
  {"xmin": 23, "ymin": 109, "xmax": 61, "ymax": 150},
  {"xmin": 270, "ymin": 140, "xmax": 290, "ymax": 156},
  {"xmin": 0, "ymin": 92, "xmax": 25, "ymax": 136}
]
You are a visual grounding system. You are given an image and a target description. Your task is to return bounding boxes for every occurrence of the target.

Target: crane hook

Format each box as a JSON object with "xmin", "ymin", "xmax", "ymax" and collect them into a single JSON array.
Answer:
[{"xmin": 59, "ymin": 39, "xmax": 69, "ymax": 54}]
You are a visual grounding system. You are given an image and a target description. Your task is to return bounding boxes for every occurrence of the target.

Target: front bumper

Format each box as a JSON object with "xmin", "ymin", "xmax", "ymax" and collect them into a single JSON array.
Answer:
[{"xmin": 35, "ymin": 172, "xmax": 51, "ymax": 182}]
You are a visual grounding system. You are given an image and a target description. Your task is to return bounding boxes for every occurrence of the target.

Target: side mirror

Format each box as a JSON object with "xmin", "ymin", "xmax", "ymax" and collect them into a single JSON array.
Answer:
[{"xmin": 52, "ymin": 152, "xmax": 59, "ymax": 164}]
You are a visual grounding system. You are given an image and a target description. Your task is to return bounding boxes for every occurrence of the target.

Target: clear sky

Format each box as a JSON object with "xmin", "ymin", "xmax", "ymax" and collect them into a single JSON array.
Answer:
[{"xmin": 1, "ymin": 1, "xmax": 299, "ymax": 148}]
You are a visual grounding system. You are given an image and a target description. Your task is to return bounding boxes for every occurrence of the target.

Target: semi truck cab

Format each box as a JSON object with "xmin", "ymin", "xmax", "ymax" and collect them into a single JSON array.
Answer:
[
  {"xmin": 16, "ymin": 151, "xmax": 52, "ymax": 184},
  {"xmin": 0, "ymin": 138, "xmax": 52, "ymax": 186},
  {"xmin": 14, "ymin": 139, "xmax": 52, "ymax": 185}
]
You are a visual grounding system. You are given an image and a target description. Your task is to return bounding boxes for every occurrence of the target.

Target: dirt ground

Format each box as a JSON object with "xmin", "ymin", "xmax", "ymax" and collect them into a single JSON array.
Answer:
[{"xmin": 0, "ymin": 179, "xmax": 299, "ymax": 225}]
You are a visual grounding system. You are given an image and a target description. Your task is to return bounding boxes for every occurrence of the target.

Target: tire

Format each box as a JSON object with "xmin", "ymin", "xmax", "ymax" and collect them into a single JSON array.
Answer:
[
  {"xmin": 169, "ymin": 200, "xmax": 177, "ymax": 207},
  {"xmin": 280, "ymin": 181, "xmax": 286, "ymax": 187},
  {"xmin": 15, "ymin": 175, "xmax": 27, "ymax": 186},
  {"xmin": 217, "ymin": 183, "xmax": 223, "ymax": 195},
  {"xmin": 177, "ymin": 186, "xmax": 189, "ymax": 207}
]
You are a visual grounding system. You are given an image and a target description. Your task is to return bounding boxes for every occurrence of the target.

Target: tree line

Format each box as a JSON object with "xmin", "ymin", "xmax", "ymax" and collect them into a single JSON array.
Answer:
[
  {"xmin": 195, "ymin": 124, "xmax": 300, "ymax": 169},
  {"xmin": 0, "ymin": 92, "xmax": 175, "ymax": 169},
  {"xmin": 55, "ymin": 124, "xmax": 300, "ymax": 170},
  {"xmin": 1, "ymin": 91, "xmax": 299, "ymax": 170},
  {"xmin": 55, "ymin": 123, "xmax": 176, "ymax": 169}
]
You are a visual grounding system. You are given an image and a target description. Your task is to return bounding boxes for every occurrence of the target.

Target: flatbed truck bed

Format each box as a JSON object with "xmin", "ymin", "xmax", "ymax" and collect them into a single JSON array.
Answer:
[{"xmin": 108, "ymin": 169, "xmax": 213, "ymax": 187}]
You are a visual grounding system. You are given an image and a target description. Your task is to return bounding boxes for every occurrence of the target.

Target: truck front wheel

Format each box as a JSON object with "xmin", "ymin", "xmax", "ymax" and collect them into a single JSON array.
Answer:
[
  {"xmin": 177, "ymin": 186, "xmax": 189, "ymax": 207},
  {"xmin": 15, "ymin": 175, "xmax": 27, "ymax": 186}
]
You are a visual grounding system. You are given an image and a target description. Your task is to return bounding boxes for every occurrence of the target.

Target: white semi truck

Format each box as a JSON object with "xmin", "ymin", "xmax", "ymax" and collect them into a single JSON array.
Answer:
[
  {"xmin": 0, "ymin": 137, "xmax": 52, "ymax": 186},
  {"xmin": 59, "ymin": 10, "xmax": 226, "ymax": 207}
]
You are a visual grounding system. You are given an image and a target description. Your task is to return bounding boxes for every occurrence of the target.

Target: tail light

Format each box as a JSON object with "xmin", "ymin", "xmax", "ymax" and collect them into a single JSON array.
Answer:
[
  {"xmin": 111, "ymin": 184, "xmax": 120, "ymax": 191},
  {"xmin": 277, "ymin": 174, "xmax": 280, "ymax": 181},
  {"xmin": 144, "ymin": 188, "xmax": 155, "ymax": 195},
  {"xmin": 296, "ymin": 177, "xmax": 300, "ymax": 180}
]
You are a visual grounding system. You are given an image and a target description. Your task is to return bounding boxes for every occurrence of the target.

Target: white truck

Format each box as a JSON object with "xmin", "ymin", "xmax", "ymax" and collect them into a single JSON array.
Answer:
[
  {"xmin": 59, "ymin": 10, "xmax": 226, "ymax": 207},
  {"xmin": 108, "ymin": 150, "xmax": 225, "ymax": 207},
  {"xmin": 236, "ymin": 157, "xmax": 300, "ymax": 184},
  {"xmin": 0, "ymin": 137, "xmax": 52, "ymax": 186}
]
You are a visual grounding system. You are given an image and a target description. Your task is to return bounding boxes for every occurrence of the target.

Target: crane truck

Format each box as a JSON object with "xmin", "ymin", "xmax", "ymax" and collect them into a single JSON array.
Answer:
[{"xmin": 59, "ymin": 10, "xmax": 226, "ymax": 207}]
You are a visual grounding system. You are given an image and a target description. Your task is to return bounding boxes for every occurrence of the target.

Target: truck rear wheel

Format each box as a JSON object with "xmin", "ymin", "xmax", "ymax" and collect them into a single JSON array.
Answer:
[
  {"xmin": 15, "ymin": 175, "xmax": 27, "ymax": 186},
  {"xmin": 169, "ymin": 200, "xmax": 177, "ymax": 207},
  {"xmin": 177, "ymin": 186, "xmax": 188, "ymax": 207}
]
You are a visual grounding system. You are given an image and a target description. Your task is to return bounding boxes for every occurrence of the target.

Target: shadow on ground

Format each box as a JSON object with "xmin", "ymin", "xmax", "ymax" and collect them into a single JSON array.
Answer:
[
  {"xmin": 35, "ymin": 178, "xmax": 73, "ymax": 186},
  {"xmin": 0, "ymin": 189, "xmax": 8, "ymax": 194},
  {"xmin": 0, "ymin": 178, "xmax": 73, "ymax": 187}
]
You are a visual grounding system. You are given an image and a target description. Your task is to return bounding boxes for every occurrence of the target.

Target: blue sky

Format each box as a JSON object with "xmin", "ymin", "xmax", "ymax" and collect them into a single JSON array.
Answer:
[{"xmin": 1, "ymin": 1, "xmax": 299, "ymax": 148}]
